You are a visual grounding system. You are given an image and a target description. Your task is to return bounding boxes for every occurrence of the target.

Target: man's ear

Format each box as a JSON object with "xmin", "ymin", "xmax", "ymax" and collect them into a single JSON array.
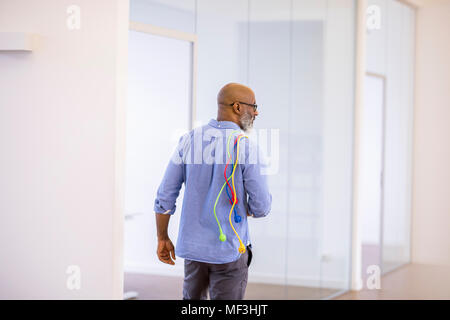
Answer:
[{"xmin": 233, "ymin": 102, "xmax": 241, "ymax": 114}]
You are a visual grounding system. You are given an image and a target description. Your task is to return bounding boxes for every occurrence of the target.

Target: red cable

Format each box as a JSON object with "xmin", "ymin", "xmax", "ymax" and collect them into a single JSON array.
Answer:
[{"xmin": 224, "ymin": 134, "xmax": 242, "ymax": 204}]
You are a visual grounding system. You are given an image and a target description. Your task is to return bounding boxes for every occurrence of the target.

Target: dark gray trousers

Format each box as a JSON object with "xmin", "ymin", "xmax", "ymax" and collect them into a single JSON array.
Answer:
[{"xmin": 183, "ymin": 245, "xmax": 253, "ymax": 300}]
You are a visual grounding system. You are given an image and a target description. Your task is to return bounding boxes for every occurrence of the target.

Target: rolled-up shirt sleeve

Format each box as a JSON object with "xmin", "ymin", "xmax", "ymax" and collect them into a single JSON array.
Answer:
[
  {"xmin": 154, "ymin": 136, "xmax": 186, "ymax": 215},
  {"xmin": 242, "ymin": 138, "xmax": 272, "ymax": 218}
]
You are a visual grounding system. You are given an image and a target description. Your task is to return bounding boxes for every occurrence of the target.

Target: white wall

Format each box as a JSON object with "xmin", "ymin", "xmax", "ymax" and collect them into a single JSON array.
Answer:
[
  {"xmin": 0, "ymin": 0, "xmax": 128, "ymax": 299},
  {"xmin": 412, "ymin": 0, "xmax": 450, "ymax": 266}
]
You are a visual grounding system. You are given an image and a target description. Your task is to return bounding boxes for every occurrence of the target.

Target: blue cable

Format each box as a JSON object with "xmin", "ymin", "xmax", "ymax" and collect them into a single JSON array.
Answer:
[{"xmin": 225, "ymin": 141, "xmax": 241, "ymax": 223}]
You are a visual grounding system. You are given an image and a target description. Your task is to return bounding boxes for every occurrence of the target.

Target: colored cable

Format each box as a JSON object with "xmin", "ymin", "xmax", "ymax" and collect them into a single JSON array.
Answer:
[
  {"xmin": 212, "ymin": 131, "xmax": 240, "ymax": 242},
  {"xmin": 228, "ymin": 135, "xmax": 247, "ymax": 254},
  {"xmin": 224, "ymin": 137, "xmax": 241, "ymax": 223}
]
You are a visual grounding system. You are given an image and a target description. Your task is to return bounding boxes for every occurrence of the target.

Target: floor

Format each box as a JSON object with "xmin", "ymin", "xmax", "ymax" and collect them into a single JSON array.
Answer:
[
  {"xmin": 361, "ymin": 243, "xmax": 381, "ymax": 284},
  {"xmin": 334, "ymin": 263, "xmax": 450, "ymax": 300},
  {"xmin": 124, "ymin": 263, "xmax": 450, "ymax": 300},
  {"xmin": 123, "ymin": 244, "xmax": 379, "ymax": 300},
  {"xmin": 124, "ymin": 273, "xmax": 340, "ymax": 300}
]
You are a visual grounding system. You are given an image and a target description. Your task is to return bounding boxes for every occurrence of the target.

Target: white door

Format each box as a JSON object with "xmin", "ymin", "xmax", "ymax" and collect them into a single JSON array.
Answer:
[
  {"xmin": 124, "ymin": 29, "xmax": 193, "ymax": 280},
  {"xmin": 360, "ymin": 74, "xmax": 385, "ymax": 283}
]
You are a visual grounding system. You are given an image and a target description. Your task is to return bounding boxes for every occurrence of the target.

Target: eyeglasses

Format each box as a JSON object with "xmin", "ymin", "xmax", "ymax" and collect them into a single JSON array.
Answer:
[{"xmin": 229, "ymin": 101, "xmax": 258, "ymax": 112}]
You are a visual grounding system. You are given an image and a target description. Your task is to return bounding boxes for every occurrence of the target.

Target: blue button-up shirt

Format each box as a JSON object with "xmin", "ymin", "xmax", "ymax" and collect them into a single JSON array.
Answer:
[{"xmin": 154, "ymin": 119, "xmax": 272, "ymax": 264}]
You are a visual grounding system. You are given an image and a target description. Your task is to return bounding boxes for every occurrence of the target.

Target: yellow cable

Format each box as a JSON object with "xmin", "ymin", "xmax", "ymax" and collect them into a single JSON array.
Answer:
[
  {"xmin": 229, "ymin": 135, "xmax": 247, "ymax": 254},
  {"xmin": 213, "ymin": 132, "xmax": 239, "ymax": 242}
]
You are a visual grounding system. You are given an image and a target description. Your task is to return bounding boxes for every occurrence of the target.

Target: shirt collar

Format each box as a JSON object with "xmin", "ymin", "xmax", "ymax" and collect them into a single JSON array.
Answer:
[{"xmin": 208, "ymin": 119, "xmax": 242, "ymax": 130}]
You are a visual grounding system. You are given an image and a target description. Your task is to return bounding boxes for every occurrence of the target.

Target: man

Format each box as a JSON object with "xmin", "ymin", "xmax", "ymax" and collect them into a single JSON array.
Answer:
[{"xmin": 154, "ymin": 82, "xmax": 272, "ymax": 300}]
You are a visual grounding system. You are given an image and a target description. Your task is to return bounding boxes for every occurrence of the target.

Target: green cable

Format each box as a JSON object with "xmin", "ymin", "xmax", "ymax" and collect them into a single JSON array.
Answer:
[{"xmin": 213, "ymin": 130, "xmax": 241, "ymax": 242}]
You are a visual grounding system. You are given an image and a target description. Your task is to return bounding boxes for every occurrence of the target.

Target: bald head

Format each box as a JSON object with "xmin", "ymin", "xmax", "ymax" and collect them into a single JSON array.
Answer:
[
  {"xmin": 216, "ymin": 82, "xmax": 258, "ymax": 132},
  {"xmin": 217, "ymin": 82, "xmax": 255, "ymax": 107}
]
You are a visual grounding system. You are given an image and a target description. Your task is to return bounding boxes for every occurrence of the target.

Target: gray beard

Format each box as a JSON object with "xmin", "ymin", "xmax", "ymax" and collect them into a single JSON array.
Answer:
[{"xmin": 240, "ymin": 112, "xmax": 254, "ymax": 133}]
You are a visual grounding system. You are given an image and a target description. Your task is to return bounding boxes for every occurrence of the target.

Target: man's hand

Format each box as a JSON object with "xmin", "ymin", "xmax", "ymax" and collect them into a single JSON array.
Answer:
[{"xmin": 157, "ymin": 238, "xmax": 176, "ymax": 265}]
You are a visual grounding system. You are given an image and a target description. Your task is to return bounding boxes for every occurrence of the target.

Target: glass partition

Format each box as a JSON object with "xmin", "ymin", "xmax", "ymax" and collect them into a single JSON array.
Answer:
[
  {"xmin": 366, "ymin": 0, "xmax": 415, "ymax": 274},
  {"xmin": 128, "ymin": 0, "xmax": 357, "ymax": 299}
]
